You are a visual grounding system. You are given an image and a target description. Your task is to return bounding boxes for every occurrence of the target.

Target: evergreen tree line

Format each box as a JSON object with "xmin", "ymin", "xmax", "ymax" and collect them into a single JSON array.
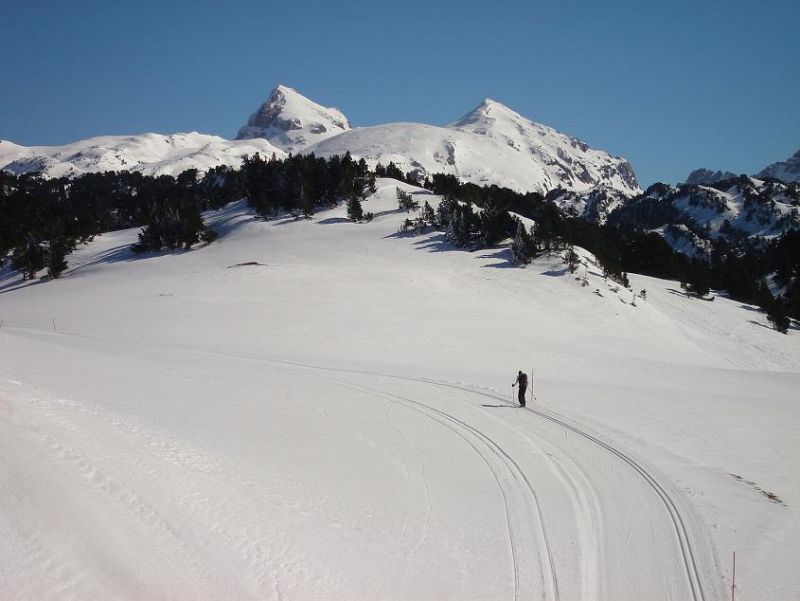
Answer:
[
  {"xmin": 0, "ymin": 152, "xmax": 379, "ymax": 280},
  {"xmin": 2, "ymin": 160, "xmax": 797, "ymax": 331},
  {"xmin": 240, "ymin": 151, "xmax": 376, "ymax": 220},
  {"xmin": 0, "ymin": 168, "xmax": 238, "ymax": 278}
]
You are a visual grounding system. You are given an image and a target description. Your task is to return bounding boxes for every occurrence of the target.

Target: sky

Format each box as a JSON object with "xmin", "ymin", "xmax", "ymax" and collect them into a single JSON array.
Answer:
[{"xmin": 1, "ymin": 0, "xmax": 798, "ymax": 187}]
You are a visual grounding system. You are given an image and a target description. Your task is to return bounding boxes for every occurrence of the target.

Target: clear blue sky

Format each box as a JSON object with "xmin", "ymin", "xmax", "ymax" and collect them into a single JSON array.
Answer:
[{"xmin": 2, "ymin": 0, "xmax": 798, "ymax": 186}]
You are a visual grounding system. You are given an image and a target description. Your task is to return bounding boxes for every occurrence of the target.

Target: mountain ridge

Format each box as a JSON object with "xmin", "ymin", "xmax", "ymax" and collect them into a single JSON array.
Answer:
[
  {"xmin": 685, "ymin": 147, "xmax": 800, "ymax": 185},
  {"xmin": 0, "ymin": 85, "xmax": 641, "ymax": 198}
]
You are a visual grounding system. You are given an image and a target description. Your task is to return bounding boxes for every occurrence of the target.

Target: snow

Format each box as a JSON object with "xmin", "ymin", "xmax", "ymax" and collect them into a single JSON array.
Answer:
[
  {"xmin": 1, "ymin": 179, "xmax": 798, "ymax": 600},
  {"xmin": 0, "ymin": 133, "xmax": 286, "ymax": 178}
]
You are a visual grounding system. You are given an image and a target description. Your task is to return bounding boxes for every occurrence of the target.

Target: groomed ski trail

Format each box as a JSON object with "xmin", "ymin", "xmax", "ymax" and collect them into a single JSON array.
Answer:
[{"xmin": 332, "ymin": 379, "xmax": 561, "ymax": 601}]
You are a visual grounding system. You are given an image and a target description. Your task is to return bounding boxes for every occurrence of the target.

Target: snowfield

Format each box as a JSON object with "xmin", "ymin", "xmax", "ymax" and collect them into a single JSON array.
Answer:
[{"xmin": 1, "ymin": 180, "xmax": 798, "ymax": 600}]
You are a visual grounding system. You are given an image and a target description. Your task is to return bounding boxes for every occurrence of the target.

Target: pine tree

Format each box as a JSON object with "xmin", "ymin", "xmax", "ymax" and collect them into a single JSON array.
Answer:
[
  {"xmin": 511, "ymin": 219, "xmax": 535, "ymax": 265},
  {"xmin": 347, "ymin": 196, "xmax": 364, "ymax": 222},
  {"xmin": 421, "ymin": 201, "xmax": 435, "ymax": 224},
  {"xmin": 766, "ymin": 299, "xmax": 790, "ymax": 333},
  {"xmin": 396, "ymin": 187, "xmax": 419, "ymax": 212},
  {"xmin": 564, "ymin": 246, "xmax": 581, "ymax": 273},
  {"xmin": 479, "ymin": 201, "xmax": 510, "ymax": 246},
  {"xmin": 11, "ymin": 236, "xmax": 45, "ymax": 280},
  {"xmin": 45, "ymin": 237, "xmax": 70, "ymax": 279}
]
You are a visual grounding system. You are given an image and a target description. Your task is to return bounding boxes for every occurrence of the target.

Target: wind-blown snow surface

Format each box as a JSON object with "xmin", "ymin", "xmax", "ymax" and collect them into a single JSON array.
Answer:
[
  {"xmin": 1, "ymin": 180, "xmax": 798, "ymax": 600},
  {"xmin": 0, "ymin": 133, "xmax": 286, "ymax": 178}
]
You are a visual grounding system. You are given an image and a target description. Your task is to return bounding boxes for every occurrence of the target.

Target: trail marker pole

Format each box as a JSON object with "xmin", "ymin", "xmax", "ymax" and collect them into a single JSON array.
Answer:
[
  {"xmin": 731, "ymin": 551, "xmax": 736, "ymax": 601},
  {"xmin": 52, "ymin": 317, "xmax": 56, "ymax": 331}
]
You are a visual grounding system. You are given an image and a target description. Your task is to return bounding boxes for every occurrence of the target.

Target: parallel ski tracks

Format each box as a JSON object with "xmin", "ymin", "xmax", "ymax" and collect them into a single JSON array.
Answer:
[
  {"xmin": 418, "ymin": 379, "xmax": 708, "ymax": 601},
  {"xmin": 334, "ymin": 379, "xmax": 560, "ymax": 601}
]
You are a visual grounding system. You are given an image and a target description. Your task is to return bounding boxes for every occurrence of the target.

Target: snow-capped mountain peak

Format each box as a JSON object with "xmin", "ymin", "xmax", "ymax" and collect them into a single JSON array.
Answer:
[
  {"xmin": 235, "ymin": 84, "xmax": 350, "ymax": 153},
  {"xmin": 2, "ymin": 86, "xmax": 640, "ymax": 197},
  {"xmin": 445, "ymin": 97, "xmax": 640, "ymax": 195},
  {"xmin": 448, "ymin": 97, "xmax": 523, "ymax": 130}
]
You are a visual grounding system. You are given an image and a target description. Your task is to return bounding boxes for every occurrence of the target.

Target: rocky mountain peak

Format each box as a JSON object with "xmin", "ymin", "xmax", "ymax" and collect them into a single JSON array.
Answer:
[{"xmin": 235, "ymin": 85, "xmax": 350, "ymax": 153}]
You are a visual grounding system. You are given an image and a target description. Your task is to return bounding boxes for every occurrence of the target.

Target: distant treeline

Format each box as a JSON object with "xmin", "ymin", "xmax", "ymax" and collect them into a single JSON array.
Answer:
[
  {"xmin": 0, "ymin": 152, "xmax": 375, "ymax": 279},
  {"xmin": 1, "ymin": 154, "xmax": 797, "ymax": 330}
]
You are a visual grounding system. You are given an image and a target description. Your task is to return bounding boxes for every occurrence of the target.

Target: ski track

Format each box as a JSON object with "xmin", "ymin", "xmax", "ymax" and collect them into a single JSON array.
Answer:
[{"xmin": 333, "ymin": 379, "xmax": 558, "ymax": 601}]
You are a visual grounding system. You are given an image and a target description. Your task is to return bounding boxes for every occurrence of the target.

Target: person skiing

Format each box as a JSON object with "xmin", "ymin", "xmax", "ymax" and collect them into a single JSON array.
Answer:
[{"xmin": 512, "ymin": 370, "xmax": 528, "ymax": 407}]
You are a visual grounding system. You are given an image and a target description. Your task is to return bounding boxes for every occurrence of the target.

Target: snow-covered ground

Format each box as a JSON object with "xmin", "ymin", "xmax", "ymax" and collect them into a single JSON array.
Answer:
[{"xmin": 1, "ymin": 180, "xmax": 797, "ymax": 600}]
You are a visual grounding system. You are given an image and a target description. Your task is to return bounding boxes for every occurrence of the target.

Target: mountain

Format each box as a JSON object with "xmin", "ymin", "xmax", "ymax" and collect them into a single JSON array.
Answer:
[
  {"xmin": 607, "ymin": 176, "xmax": 800, "ymax": 256},
  {"xmin": 685, "ymin": 168, "xmax": 738, "ymax": 186},
  {"xmin": 1, "ymin": 85, "xmax": 638, "ymax": 196},
  {"xmin": 0, "ymin": 133, "xmax": 286, "ymax": 179},
  {"xmin": 684, "ymin": 148, "xmax": 800, "ymax": 186},
  {"xmin": 235, "ymin": 84, "xmax": 350, "ymax": 153},
  {"xmin": 449, "ymin": 99, "xmax": 639, "ymax": 194},
  {"xmin": 303, "ymin": 97, "xmax": 640, "ymax": 196},
  {"xmin": 757, "ymin": 148, "xmax": 800, "ymax": 183}
]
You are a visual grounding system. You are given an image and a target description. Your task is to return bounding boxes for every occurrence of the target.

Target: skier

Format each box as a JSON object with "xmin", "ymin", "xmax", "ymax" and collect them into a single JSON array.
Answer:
[{"xmin": 512, "ymin": 370, "xmax": 528, "ymax": 407}]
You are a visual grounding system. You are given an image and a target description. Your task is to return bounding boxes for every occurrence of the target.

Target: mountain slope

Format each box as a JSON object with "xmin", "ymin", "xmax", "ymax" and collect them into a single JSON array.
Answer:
[
  {"xmin": 608, "ymin": 177, "xmax": 800, "ymax": 256},
  {"xmin": 449, "ymin": 99, "xmax": 639, "ymax": 194},
  {"xmin": 235, "ymin": 85, "xmax": 350, "ymax": 153},
  {"xmin": 0, "ymin": 133, "xmax": 286, "ymax": 178}
]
